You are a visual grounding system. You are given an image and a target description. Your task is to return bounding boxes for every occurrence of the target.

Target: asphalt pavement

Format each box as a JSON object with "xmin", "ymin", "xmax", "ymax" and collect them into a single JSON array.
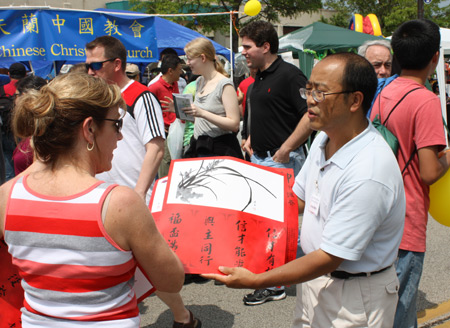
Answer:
[{"xmin": 139, "ymin": 215, "xmax": 450, "ymax": 328}]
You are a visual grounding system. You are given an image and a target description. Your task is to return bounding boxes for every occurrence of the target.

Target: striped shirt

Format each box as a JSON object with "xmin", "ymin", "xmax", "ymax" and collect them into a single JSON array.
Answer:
[
  {"xmin": 96, "ymin": 80, "xmax": 165, "ymax": 204},
  {"xmin": 4, "ymin": 176, "xmax": 140, "ymax": 327}
]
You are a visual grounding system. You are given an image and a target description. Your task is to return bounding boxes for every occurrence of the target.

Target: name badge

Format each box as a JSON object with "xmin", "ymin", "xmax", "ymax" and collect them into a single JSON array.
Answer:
[{"xmin": 308, "ymin": 191, "xmax": 320, "ymax": 216}]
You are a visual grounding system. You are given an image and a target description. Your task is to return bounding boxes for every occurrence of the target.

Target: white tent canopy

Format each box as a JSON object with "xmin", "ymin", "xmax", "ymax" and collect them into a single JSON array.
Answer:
[{"xmin": 437, "ymin": 27, "xmax": 450, "ymax": 135}]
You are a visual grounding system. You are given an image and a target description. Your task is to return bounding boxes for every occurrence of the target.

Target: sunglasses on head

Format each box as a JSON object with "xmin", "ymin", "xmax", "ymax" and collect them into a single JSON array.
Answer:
[
  {"xmin": 85, "ymin": 58, "xmax": 116, "ymax": 71},
  {"xmin": 99, "ymin": 118, "xmax": 123, "ymax": 133}
]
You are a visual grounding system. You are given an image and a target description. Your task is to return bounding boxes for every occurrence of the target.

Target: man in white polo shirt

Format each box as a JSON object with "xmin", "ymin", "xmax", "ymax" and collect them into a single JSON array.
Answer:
[{"xmin": 204, "ymin": 52, "xmax": 405, "ymax": 327}]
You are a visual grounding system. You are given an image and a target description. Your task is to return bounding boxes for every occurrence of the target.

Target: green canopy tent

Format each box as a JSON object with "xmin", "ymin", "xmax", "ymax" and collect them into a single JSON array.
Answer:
[{"xmin": 279, "ymin": 22, "xmax": 384, "ymax": 77}]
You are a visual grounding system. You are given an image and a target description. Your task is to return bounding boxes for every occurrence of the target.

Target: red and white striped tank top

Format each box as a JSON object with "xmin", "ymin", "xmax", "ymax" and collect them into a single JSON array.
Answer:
[{"xmin": 4, "ymin": 175, "xmax": 140, "ymax": 327}]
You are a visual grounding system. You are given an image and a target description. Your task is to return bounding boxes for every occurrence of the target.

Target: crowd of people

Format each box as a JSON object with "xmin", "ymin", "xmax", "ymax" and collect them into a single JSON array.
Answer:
[{"xmin": 0, "ymin": 17, "xmax": 449, "ymax": 328}]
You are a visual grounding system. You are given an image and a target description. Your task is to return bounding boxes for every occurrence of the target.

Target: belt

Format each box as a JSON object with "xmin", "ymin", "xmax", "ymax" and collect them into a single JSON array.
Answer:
[
  {"xmin": 329, "ymin": 265, "xmax": 391, "ymax": 280},
  {"xmin": 254, "ymin": 148, "xmax": 279, "ymax": 159}
]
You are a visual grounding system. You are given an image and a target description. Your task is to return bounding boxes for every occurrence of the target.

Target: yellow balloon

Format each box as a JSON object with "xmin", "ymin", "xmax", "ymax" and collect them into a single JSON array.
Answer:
[
  {"xmin": 244, "ymin": 0, "xmax": 261, "ymax": 17},
  {"xmin": 429, "ymin": 167, "xmax": 450, "ymax": 226}
]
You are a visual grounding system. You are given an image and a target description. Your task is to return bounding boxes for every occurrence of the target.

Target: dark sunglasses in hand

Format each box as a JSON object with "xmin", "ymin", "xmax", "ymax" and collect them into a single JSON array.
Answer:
[
  {"xmin": 100, "ymin": 118, "xmax": 123, "ymax": 133},
  {"xmin": 85, "ymin": 58, "xmax": 116, "ymax": 71}
]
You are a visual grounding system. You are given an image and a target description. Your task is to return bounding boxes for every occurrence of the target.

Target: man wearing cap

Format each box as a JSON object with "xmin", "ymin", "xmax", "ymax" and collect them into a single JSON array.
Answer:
[
  {"xmin": 126, "ymin": 63, "xmax": 141, "ymax": 83},
  {"xmin": 2, "ymin": 63, "xmax": 26, "ymax": 180}
]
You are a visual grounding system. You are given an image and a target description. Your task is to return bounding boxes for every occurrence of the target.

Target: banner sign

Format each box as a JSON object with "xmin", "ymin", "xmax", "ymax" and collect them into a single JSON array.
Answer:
[
  {"xmin": 149, "ymin": 157, "xmax": 299, "ymax": 274},
  {"xmin": 0, "ymin": 8, "xmax": 158, "ymax": 63}
]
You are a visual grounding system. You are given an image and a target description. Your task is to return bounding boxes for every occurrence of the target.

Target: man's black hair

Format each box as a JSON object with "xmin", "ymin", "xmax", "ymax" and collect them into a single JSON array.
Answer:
[
  {"xmin": 159, "ymin": 48, "xmax": 178, "ymax": 61},
  {"xmin": 391, "ymin": 19, "xmax": 440, "ymax": 70},
  {"xmin": 240, "ymin": 21, "xmax": 278, "ymax": 54},
  {"xmin": 161, "ymin": 54, "xmax": 182, "ymax": 75}
]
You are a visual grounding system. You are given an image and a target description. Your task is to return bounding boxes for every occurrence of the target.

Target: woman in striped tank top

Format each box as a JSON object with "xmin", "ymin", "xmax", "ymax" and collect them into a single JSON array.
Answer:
[{"xmin": 0, "ymin": 72, "xmax": 184, "ymax": 327}]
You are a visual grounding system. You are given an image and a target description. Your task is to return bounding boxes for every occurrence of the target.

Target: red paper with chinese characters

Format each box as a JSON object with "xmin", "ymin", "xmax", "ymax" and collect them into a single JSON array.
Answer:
[
  {"xmin": 0, "ymin": 239, "xmax": 23, "ymax": 327},
  {"xmin": 149, "ymin": 157, "xmax": 298, "ymax": 274}
]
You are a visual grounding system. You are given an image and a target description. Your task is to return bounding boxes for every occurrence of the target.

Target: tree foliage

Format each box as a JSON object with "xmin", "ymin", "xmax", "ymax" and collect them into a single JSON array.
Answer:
[
  {"xmin": 321, "ymin": 0, "xmax": 450, "ymax": 36},
  {"xmin": 129, "ymin": 0, "xmax": 322, "ymax": 52}
]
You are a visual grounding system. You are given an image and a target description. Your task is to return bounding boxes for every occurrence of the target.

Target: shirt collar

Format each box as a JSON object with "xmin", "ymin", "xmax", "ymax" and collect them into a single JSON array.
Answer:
[
  {"xmin": 158, "ymin": 76, "xmax": 176, "ymax": 88},
  {"xmin": 257, "ymin": 56, "xmax": 282, "ymax": 77},
  {"xmin": 318, "ymin": 120, "xmax": 375, "ymax": 170}
]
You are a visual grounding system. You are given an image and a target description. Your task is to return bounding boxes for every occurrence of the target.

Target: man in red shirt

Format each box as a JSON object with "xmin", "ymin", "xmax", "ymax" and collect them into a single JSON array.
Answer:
[
  {"xmin": 3, "ymin": 63, "xmax": 26, "ymax": 96},
  {"xmin": 2, "ymin": 63, "xmax": 26, "ymax": 181},
  {"xmin": 148, "ymin": 54, "xmax": 183, "ymax": 178}
]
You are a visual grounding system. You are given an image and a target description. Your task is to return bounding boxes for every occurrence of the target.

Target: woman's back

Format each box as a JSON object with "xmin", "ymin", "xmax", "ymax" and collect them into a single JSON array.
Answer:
[{"xmin": 4, "ymin": 175, "xmax": 140, "ymax": 327}]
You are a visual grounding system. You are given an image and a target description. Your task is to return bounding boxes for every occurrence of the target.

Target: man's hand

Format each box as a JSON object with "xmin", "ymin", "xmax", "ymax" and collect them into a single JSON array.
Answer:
[
  {"xmin": 272, "ymin": 145, "xmax": 290, "ymax": 163},
  {"xmin": 201, "ymin": 266, "xmax": 257, "ymax": 289},
  {"xmin": 243, "ymin": 136, "xmax": 253, "ymax": 156},
  {"xmin": 160, "ymin": 96, "xmax": 175, "ymax": 113}
]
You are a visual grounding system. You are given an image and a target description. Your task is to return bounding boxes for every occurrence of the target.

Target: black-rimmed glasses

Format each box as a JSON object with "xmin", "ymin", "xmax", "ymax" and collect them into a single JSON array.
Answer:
[
  {"xmin": 99, "ymin": 118, "xmax": 123, "ymax": 133},
  {"xmin": 300, "ymin": 88, "xmax": 354, "ymax": 103},
  {"xmin": 85, "ymin": 58, "xmax": 116, "ymax": 71}
]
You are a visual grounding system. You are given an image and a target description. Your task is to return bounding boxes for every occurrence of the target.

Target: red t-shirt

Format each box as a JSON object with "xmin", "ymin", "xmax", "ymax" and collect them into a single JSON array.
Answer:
[
  {"xmin": 371, "ymin": 77, "xmax": 446, "ymax": 252},
  {"xmin": 148, "ymin": 76, "xmax": 178, "ymax": 129},
  {"xmin": 238, "ymin": 76, "xmax": 254, "ymax": 116},
  {"xmin": 3, "ymin": 80, "xmax": 17, "ymax": 96}
]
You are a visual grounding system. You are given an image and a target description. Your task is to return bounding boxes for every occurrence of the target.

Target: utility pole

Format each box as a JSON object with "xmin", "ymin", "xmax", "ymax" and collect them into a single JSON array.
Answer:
[{"xmin": 418, "ymin": 0, "xmax": 424, "ymax": 19}]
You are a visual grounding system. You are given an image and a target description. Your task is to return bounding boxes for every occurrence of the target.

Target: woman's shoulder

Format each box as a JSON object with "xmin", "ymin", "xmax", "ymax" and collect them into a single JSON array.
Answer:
[{"xmin": 216, "ymin": 76, "xmax": 234, "ymax": 91}]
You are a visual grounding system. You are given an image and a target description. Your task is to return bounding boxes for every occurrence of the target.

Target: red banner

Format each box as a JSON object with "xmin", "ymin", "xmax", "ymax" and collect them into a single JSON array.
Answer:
[{"xmin": 149, "ymin": 157, "xmax": 298, "ymax": 274}]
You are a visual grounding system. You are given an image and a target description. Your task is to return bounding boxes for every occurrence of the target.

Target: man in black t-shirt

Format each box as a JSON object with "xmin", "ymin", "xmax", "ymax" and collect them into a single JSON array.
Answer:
[{"xmin": 240, "ymin": 20, "xmax": 311, "ymax": 306}]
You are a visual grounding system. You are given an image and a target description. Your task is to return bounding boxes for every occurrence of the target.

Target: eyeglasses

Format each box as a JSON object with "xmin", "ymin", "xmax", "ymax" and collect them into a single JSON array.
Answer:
[
  {"xmin": 99, "ymin": 118, "xmax": 123, "ymax": 133},
  {"xmin": 299, "ymin": 88, "xmax": 354, "ymax": 103},
  {"xmin": 85, "ymin": 58, "xmax": 116, "ymax": 71}
]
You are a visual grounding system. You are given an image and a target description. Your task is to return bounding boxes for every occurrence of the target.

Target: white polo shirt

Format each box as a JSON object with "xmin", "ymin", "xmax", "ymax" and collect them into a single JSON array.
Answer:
[{"xmin": 293, "ymin": 122, "xmax": 405, "ymax": 273}]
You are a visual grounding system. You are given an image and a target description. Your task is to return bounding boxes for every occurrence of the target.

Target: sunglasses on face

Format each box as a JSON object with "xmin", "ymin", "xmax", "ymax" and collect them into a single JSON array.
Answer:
[
  {"xmin": 100, "ymin": 118, "xmax": 123, "ymax": 133},
  {"xmin": 85, "ymin": 58, "xmax": 116, "ymax": 71}
]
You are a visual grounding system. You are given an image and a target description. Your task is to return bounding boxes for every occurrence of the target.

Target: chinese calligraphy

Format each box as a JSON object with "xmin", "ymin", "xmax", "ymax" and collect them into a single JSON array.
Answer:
[
  {"xmin": 22, "ymin": 14, "xmax": 38, "ymax": 34},
  {"xmin": 52, "ymin": 14, "xmax": 65, "ymax": 33}
]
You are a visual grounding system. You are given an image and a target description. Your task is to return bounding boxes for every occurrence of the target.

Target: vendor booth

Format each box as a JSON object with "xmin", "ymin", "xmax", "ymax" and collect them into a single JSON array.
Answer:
[{"xmin": 278, "ymin": 22, "xmax": 384, "ymax": 78}]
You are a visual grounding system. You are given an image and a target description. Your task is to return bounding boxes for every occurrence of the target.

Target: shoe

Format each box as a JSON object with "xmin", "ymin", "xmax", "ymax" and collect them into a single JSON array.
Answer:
[
  {"xmin": 172, "ymin": 310, "xmax": 202, "ymax": 328},
  {"xmin": 243, "ymin": 289, "xmax": 286, "ymax": 305},
  {"xmin": 184, "ymin": 274, "xmax": 209, "ymax": 285}
]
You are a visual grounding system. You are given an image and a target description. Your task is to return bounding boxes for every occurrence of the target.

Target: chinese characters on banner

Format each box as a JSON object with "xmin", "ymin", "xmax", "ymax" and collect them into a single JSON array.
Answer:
[
  {"xmin": 0, "ymin": 239, "xmax": 23, "ymax": 327},
  {"xmin": 0, "ymin": 8, "xmax": 158, "ymax": 62},
  {"xmin": 149, "ymin": 157, "xmax": 299, "ymax": 274}
]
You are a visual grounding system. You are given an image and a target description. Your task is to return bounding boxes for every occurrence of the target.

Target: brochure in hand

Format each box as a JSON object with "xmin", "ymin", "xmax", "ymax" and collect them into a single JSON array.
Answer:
[{"xmin": 172, "ymin": 93, "xmax": 195, "ymax": 122}]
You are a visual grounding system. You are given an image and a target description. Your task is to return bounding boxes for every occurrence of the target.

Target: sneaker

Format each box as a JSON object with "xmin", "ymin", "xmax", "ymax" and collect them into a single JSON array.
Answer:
[{"xmin": 243, "ymin": 288, "xmax": 286, "ymax": 305}]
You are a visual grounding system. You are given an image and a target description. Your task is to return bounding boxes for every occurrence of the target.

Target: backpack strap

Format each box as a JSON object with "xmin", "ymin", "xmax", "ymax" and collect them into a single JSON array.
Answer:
[
  {"xmin": 377, "ymin": 86, "xmax": 422, "ymax": 175},
  {"xmin": 379, "ymin": 87, "xmax": 422, "ymax": 125},
  {"xmin": 401, "ymin": 148, "xmax": 417, "ymax": 175}
]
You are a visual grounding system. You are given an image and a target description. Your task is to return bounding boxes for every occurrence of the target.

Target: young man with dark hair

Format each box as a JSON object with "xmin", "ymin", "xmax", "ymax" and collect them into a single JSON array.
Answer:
[
  {"xmin": 148, "ymin": 53, "xmax": 183, "ymax": 177},
  {"xmin": 370, "ymin": 19, "xmax": 450, "ymax": 328},
  {"xmin": 239, "ymin": 20, "xmax": 311, "ymax": 306},
  {"xmin": 148, "ymin": 47, "xmax": 187, "ymax": 92},
  {"xmin": 2, "ymin": 62, "xmax": 27, "ymax": 181},
  {"xmin": 205, "ymin": 53, "xmax": 405, "ymax": 328}
]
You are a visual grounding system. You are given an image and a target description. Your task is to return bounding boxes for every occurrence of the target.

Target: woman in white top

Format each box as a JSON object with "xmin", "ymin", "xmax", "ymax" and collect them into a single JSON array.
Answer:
[{"xmin": 182, "ymin": 38, "xmax": 243, "ymax": 158}]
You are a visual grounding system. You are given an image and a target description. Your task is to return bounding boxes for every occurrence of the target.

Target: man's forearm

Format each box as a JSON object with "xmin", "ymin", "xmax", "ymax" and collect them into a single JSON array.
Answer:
[
  {"xmin": 280, "ymin": 113, "xmax": 311, "ymax": 153},
  {"xmin": 135, "ymin": 137, "xmax": 165, "ymax": 199}
]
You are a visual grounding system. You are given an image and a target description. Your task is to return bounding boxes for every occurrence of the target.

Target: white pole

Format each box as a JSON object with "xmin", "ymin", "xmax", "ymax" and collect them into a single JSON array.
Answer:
[{"xmin": 230, "ymin": 12, "xmax": 234, "ymax": 81}]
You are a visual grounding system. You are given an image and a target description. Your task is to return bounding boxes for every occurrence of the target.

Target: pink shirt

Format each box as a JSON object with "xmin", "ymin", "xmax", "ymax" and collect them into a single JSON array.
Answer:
[{"xmin": 371, "ymin": 77, "xmax": 446, "ymax": 252}]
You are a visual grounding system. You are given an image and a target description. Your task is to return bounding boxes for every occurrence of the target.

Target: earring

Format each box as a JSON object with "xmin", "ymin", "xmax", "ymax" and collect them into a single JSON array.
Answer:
[{"xmin": 87, "ymin": 142, "xmax": 95, "ymax": 151}]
